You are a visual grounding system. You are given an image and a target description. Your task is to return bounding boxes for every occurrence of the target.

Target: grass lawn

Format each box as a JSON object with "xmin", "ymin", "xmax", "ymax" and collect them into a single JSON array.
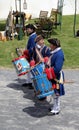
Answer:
[{"xmin": 0, "ymin": 15, "xmax": 79, "ymax": 69}]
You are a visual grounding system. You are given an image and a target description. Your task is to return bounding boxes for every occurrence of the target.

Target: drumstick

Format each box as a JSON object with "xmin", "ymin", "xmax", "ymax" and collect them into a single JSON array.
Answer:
[
  {"xmin": 25, "ymin": 62, "xmax": 42, "ymax": 73},
  {"xmin": 25, "ymin": 48, "xmax": 44, "ymax": 74}
]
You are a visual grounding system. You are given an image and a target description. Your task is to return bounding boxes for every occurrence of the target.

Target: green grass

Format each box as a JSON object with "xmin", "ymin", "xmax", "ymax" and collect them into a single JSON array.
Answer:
[
  {"xmin": 0, "ymin": 15, "xmax": 79, "ymax": 69},
  {"xmin": 0, "ymin": 37, "xmax": 28, "ymax": 68}
]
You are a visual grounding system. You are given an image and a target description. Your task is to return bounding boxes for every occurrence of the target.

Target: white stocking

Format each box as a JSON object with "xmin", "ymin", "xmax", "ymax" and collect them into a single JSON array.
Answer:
[{"xmin": 51, "ymin": 95, "xmax": 60, "ymax": 112}]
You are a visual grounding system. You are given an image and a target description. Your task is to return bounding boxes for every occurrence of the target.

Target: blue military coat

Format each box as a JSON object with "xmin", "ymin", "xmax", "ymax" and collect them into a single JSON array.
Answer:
[{"xmin": 49, "ymin": 47, "xmax": 65, "ymax": 96}]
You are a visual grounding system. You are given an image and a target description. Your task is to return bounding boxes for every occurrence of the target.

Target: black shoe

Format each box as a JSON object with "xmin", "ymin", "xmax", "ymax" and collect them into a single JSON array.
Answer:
[
  {"xmin": 48, "ymin": 108, "xmax": 52, "ymax": 112},
  {"xmin": 28, "ymin": 84, "xmax": 34, "ymax": 89},
  {"xmin": 22, "ymin": 83, "xmax": 32, "ymax": 87},
  {"xmin": 38, "ymin": 97, "xmax": 46, "ymax": 101},
  {"xmin": 48, "ymin": 111, "xmax": 60, "ymax": 116}
]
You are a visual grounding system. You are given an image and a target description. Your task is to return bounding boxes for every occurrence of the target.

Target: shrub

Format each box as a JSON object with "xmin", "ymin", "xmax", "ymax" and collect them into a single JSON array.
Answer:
[{"xmin": 0, "ymin": 21, "xmax": 6, "ymax": 31}]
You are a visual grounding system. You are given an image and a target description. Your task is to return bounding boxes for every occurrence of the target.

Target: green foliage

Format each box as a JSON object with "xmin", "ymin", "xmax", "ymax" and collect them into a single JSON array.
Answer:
[
  {"xmin": 0, "ymin": 20, "xmax": 6, "ymax": 31},
  {"xmin": 37, "ymin": 18, "xmax": 53, "ymax": 30},
  {"xmin": 0, "ymin": 36, "xmax": 28, "ymax": 68}
]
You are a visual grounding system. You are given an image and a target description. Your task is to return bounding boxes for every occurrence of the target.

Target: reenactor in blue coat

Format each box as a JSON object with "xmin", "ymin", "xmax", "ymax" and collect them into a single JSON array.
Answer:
[
  {"xmin": 30, "ymin": 35, "xmax": 50, "ymax": 64},
  {"xmin": 23, "ymin": 24, "xmax": 37, "ymax": 60},
  {"xmin": 22, "ymin": 24, "xmax": 37, "ymax": 87},
  {"xmin": 45, "ymin": 38, "xmax": 65, "ymax": 115}
]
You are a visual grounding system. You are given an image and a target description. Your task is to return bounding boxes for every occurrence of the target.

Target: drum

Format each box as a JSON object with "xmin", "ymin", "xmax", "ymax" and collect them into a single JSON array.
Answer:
[
  {"xmin": 30, "ymin": 62, "xmax": 45, "ymax": 76},
  {"xmin": 12, "ymin": 56, "xmax": 30, "ymax": 76},
  {"xmin": 32, "ymin": 73, "xmax": 54, "ymax": 99}
]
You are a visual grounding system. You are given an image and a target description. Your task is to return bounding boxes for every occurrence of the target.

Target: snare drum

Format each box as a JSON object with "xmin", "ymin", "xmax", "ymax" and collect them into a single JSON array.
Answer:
[
  {"xmin": 32, "ymin": 73, "xmax": 54, "ymax": 99},
  {"xmin": 30, "ymin": 62, "xmax": 45, "ymax": 76},
  {"xmin": 12, "ymin": 56, "xmax": 30, "ymax": 76}
]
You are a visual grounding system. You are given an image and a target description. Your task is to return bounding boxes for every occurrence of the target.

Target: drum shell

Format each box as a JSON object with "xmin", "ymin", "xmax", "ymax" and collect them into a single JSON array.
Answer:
[
  {"xmin": 31, "ymin": 62, "xmax": 45, "ymax": 76},
  {"xmin": 12, "ymin": 56, "xmax": 30, "ymax": 76},
  {"xmin": 32, "ymin": 73, "xmax": 54, "ymax": 98}
]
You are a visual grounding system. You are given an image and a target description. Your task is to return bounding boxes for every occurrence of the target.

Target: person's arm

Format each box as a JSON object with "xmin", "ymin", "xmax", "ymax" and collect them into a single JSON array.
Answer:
[
  {"xmin": 53, "ymin": 54, "xmax": 64, "ymax": 74},
  {"xmin": 27, "ymin": 38, "xmax": 36, "ymax": 54}
]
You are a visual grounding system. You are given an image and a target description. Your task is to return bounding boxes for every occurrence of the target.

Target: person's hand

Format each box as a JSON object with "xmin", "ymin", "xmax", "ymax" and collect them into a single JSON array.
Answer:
[
  {"xmin": 39, "ymin": 57, "xmax": 44, "ymax": 62},
  {"xmin": 30, "ymin": 60, "xmax": 35, "ymax": 67},
  {"xmin": 19, "ymin": 48, "xmax": 24, "ymax": 55},
  {"xmin": 39, "ymin": 57, "xmax": 49, "ymax": 63},
  {"xmin": 44, "ymin": 57, "xmax": 49, "ymax": 63}
]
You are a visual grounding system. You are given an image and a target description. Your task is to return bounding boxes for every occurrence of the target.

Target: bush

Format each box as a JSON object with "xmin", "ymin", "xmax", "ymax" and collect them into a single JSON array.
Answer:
[
  {"xmin": 0, "ymin": 21, "xmax": 6, "ymax": 31},
  {"xmin": 36, "ymin": 18, "xmax": 53, "ymax": 31}
]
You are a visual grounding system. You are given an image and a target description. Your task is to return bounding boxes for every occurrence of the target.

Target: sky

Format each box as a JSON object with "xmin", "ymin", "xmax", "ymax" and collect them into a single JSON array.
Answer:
[{"xmin": 0, "ymin": 0, "xmax": 79, "ymax": 19}]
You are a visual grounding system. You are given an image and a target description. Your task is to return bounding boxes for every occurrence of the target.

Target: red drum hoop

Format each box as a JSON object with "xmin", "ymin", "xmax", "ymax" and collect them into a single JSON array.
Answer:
[{"xmin": 12, "ymin": 56, "xmax": 30, "ymax": 76}]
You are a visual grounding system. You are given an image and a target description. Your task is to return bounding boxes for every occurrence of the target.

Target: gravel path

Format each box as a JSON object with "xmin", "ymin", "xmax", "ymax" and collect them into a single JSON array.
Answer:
[{"xmin": 0, "ymin": 68, "xmax": 79, "ymax": 130}]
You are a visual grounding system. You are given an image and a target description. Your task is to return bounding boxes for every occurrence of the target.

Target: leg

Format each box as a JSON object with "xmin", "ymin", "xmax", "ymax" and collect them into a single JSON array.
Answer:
[
  {"xmin": 22, "ymin": 72, "xmax": 33, "ymax": 88},
  {"xmin": 48, "ymin": 94, "xmax": 60, "ymax": 115}
]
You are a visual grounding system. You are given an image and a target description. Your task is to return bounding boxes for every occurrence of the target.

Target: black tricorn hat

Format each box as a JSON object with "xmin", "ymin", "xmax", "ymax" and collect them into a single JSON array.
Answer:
[
  {"xmin": 48, "ymin": 38, "xmax": 60, "ymax": 47},
  {"xmin": 26, "ymin": 24, "xmax": 36, "ymax": 31}
]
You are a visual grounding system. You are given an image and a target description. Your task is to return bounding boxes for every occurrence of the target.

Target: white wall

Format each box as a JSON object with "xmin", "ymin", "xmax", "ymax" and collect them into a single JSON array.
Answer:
[
  {"xmin": 0, "ymin": 0, "xmax": 79, "ymax": 20},
  {"xmin": 0, "ymin": 0, "xmax": 15, "ymax": 19},
  {"xmin": 63, "ymin": 0, "xmax": 79, "ymax": 15}
]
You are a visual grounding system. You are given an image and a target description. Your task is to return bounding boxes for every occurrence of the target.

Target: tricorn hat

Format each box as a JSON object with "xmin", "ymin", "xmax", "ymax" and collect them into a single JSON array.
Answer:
[
  {"xmin": 26, "ymin": 24, "xmax": 36, "ymax": 31},
  {"xmin": 35, "ymin": 35, "xmax": 43, "ymax": 43},
  {"xmin": 48, "ymin": 38, "xmax": 60, "ymax": 47}
]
